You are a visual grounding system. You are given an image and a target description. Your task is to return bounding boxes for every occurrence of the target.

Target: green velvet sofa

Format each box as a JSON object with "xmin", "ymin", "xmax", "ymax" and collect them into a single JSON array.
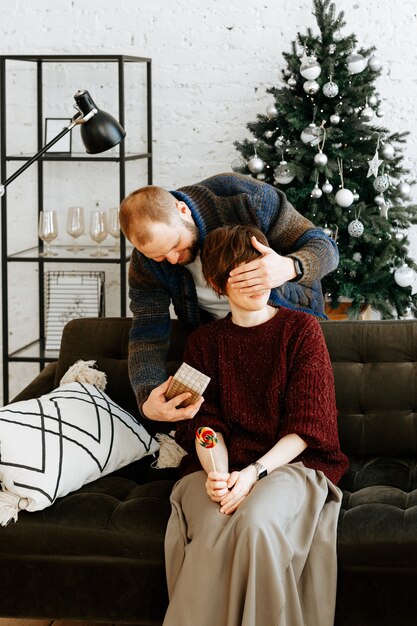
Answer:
[{"xmin": 1, "ymin": 317, "xmax": 417, "ymax": 626}]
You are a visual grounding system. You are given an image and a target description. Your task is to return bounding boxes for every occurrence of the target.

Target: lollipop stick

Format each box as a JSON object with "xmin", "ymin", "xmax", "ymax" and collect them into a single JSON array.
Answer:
[{"xmin": 209, "ymin": 449, "xmax": 217, "ymax": 473}]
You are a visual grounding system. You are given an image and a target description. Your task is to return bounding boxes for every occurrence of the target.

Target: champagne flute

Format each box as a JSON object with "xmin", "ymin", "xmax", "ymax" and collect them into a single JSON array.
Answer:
[
  {"xmin": 107, "ymin": 207, "xmax": 120, "ymax": 253},
  {"xmin": 89, "ymin": 210, "xmax": 108, "ymax": 257},
  {"xmin": 39, "ymin": 210, "xmax": 58, "ymax": 256},
  {"xmin": 66, "ymin": 206, "xmax": 85, "ymax": 252}
]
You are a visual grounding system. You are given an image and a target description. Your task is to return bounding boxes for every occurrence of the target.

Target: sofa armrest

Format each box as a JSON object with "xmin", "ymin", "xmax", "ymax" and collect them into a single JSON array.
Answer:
[{"xmin": 11, "ymin": 361, "xmax": 58, "ymax": 403}]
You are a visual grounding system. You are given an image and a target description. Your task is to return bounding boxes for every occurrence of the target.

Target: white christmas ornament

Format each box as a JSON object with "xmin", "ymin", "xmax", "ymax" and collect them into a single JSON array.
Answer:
[
  {"xmin": 381, "ymin": 143, "xmax": 395, "ymax": 160},
  {"xmin": 353, "ymin": 252, "xmax": 362, "ymax": 262},
  {"xmin": 373, "ymin": 174, "xmax": 390, "ymax": 193},
  {"xmin": 314, "ymin": 151, "xmax": 328, "ymax": 166},
  {"xmin": 300, "ymin": 123, "xmax": 323, "ymax": 146},
  {"xmin": 368, "ymin": 94, "xmax": 378, "ymax": 107},
  {"xmin": 266, "ymin": 104, "xmax": 278, "ymax": 119},
  {"xmin": 347, "ymin": 53, "xmax": 367, "ymax": 74},
  {"xmin": 374, "ymin": 194, "xmax": 385, "ymax": 206},
  {"xmin": 353, "ymin": 190, "xmax": 360, "ymax": 202},
  {"xmin": 335, "ymin": 188, "xmax": 354, "ymax": 207},
  {"xmin": 322, "ymin": 180, "xmax": 333, "ymax": 194},
  {"xmin": 287, "ymin": 75, "xmax": 297, "ymax": 88},
  {"xmin": 303, "ymin": 80, "xmax": 320, "ymax": 95},
  {"xmin": 322, "ymin": 81, "xmax": 339, "ymax": 98},
  {"xmin": 368, "ymin": 55, "xmax": 382, "ymax": 72},
  {"xmin": 348, "ymin": 219, "xmax": 364, "ymax": 237},
  {"xmin": 361, "ymin": 105, "xmax": 374, "ymax": 122},
  {"xmin": 311, "ymin": 184, "xmax": 323, "ymax": 199},
  {"xmin": 257, "ymin": 173, "xmax": 266, "ymax": 181},
  {"xmin": 379, "ymin": 204, "xmax": 389, "ymax": 219},
  {"xmin": 300, "ymin": 56, "xmax": 321, "ymax": 80},
  {"xmin": 264, "ymin": 130, "xmax": 275, "ymax": 139},
  {"xmin": 398, "ymin": 181, "xmax": 411, "ymax": 198},
  {"xmin": 394, "ymin": 264, "xmax": 414, "ymax": 288},
  {"xmin": 330, "ymin": 113, "xmax": 340, "ymax": 125},
  {"xmin": 273, "ymin": 160, "xmax": 295, "ymax": 185},
  {"xmin": 247, "ymin": 156, "xmax": 265, "ymax": 174},
  {"xmin": 367, "ymin": 150, "xmax": 383, "ymax": 178}
]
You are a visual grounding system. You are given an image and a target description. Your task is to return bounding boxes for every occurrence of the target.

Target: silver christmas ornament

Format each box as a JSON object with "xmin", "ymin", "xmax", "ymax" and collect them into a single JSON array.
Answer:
[
  {"xmin": 247, "ymin": 156, "xmax": 265, "ymax": 174},
  {"xmin": 274, "ymin": 136, "xmax": 285, "ymax": 149},
  {"xmin": 381, "ymin": 143, "xmax": 395, "ymax": 160},
  {"xmin": 330, "ymin": 113, "xmax": 340, "ymax": 125},
  {"xmin": 322, "ymin": 180, "xmax": 333, "ymax": 194},
  {"xmin": 266, "ymin": 104, "xmax": 278, "ymax": 119},
  {"xmin": 329, "ymin": 43, "xmax": 337, "ymax": 54},
  {"xmin": 398, "ymin": 181, "xmax": 411, "ymax": 199},
  {"xmin": 311, "ymin": 184, "xmax": 323, "ymax": 199},
  {"xmin": 335, "ymin": 188, "xmax": 354, "ymax": 207},
  {"xmin": 376, "ymin": 109, "xmax": 384, "ymax": 118},
  {"xmin": 379, "ymin": 204, "xmax": 389, "ymax": 219},
  {"xmin": 323, "ymin": 225, "xmax": 333, "ymax": 237},
  {"xmin": 353, "ymin": 252, "xmax": 362, "ymax": 262},
  {"xmin": 360, "ymin": 105, "xmax": 374, "ymax": 122},
  {"xmin": 347, "ymin": 52, "xmax": 367, "ymax": 74},
  {"xmin": 303, "ymin": 80, "xmax": 320, "ymax": 95},
  {"xmin": 273, "ymin": 160, "xmax": 295, "ymax": 185},
  {"xmin": 257, "ymin": 173, "xmax": 266, "ymax": 181},
  {"xmin": 374, "ymin": 194, "xmax": 385, "ymax": 206},
  {"xmin": 353, "ymin": 190, "xmax": 360, "ymax": 202},
  {"xmin": 367, "ymin": 150, "xmax": 383, "ymax": 178},
  {"xmin": 283, "ymin": 68, "xmax": 292, "ymax": 78},
  {"xmin": 231, "ymin": 157, "xmax": 247, "ymax": 172},
  {"xmin": 314, "ymin": 151, "xmax": 328, "ymax": 166},
  {"xmin": 287, "ymin": 75, "xmax": 297, "ymax": 88},
  {"xmin": 394, "ymin": 231, "xmax": 405, "ymax": 241},
  {"xmin": 368, "ymin": 55, "xmax": 382, "ymax": 72},
  {"xmin": 373, "ymin": 174, "xmax": 390, "ymax": 193},
  {"xmin": 300, "ymin": 123, "xmax": 323, "ymax": 146},
  {"xmin": 368, "ymin": 94, "xmax": 378, "ymax": 107},
  {"xmin": 264, "ymin": 130, "xmax": 275, "ymax": 139},
  {"xmin": 322, "ymin": 81, "xmax": 339, "ymax": 98},
  {"xmin": 348, "ymin": 219, "xmax": 364, "ymax": 237},
  {"xmin": 394, "ymin": 264, "xmax": 414, "ymax": 288},
  {"xmin": 332, "ymin": 143, "xmax": 342, "ymax": 149},
  {"xmin": 300, "ymin": 56, "xmax": 321, "ymax": 80}
]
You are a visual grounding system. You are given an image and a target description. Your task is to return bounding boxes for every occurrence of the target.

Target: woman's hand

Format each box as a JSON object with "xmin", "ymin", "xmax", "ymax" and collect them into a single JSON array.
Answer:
[
  {"xmin": 205, "ymin": 471, "xmax": 230, "ymax": 502},
  {"xmin": 219, "ymin": 465, "xmax": 257, "ymax": 514}
]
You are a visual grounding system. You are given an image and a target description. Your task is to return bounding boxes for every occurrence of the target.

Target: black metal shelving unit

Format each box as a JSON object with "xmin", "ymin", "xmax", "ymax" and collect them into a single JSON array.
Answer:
[{"xmin": 0, "ymin": 54, "xmax": 152, "ymax": 404}]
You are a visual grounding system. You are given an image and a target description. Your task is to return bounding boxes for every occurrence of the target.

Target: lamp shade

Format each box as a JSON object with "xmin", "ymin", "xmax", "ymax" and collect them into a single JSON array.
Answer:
[{"xmin": 74, "ymin": 90, "xmax": 126, "ymax": 154}]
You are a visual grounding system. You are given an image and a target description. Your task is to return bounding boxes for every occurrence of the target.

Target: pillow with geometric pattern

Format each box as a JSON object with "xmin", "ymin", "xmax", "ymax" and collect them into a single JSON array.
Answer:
[{"xmin": 0, "ymin": 381, "xmax": 159, "ymax": 525}]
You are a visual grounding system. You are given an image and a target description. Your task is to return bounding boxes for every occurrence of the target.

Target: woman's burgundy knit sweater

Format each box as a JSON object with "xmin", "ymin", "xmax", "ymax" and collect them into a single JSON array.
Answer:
[{"xmin": 175, "ymin": 308, "xmax": 348, "ymax": 485}]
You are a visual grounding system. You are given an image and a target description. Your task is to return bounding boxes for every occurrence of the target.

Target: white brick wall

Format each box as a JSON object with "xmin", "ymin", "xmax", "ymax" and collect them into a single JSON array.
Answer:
[{"xmin": 1, "ymin": 0, "xmax": 417, "ymax": 400}]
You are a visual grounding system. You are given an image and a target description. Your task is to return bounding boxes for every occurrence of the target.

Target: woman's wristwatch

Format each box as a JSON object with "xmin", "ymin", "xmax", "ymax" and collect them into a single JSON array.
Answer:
[{"xmin": 251, "ymin": 461, "xmax": 268, "ymax": 481}]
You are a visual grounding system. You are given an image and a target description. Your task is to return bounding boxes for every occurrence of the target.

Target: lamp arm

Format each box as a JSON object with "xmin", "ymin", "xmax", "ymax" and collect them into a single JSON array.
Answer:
[{"xmin": 1, "ymin": 116, "xmax": 80, "ymax": 190}]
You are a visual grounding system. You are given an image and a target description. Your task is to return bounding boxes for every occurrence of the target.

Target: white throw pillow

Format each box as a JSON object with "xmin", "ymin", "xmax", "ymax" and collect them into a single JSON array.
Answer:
[{"xmin": 0, "ymin": 381, "xmax": 159, "ymax": 525}]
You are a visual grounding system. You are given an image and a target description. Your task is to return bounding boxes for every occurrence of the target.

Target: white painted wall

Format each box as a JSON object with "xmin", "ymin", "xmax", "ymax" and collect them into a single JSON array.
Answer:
[{"xmin": 1, "ymin": 0, "xmax": 417, "ymax": 401}]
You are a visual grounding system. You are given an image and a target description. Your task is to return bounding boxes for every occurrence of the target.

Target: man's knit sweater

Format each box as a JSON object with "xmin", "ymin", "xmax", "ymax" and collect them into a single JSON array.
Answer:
[
  {"xmin": 128, "ymin": 173, "xmax": 339, "ymax": 413},
  {"xmin": 175, "ymin": 309, "xmax": 348, "ymax": 486}
]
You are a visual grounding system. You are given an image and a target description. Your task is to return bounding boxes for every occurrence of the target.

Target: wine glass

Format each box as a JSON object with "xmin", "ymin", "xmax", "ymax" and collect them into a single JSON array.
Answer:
[
  {"xmin": 66, "ymin": 206, "xmax": 85, "ymax": 252},
  {"xmin": 39, "ymin": 210, "xmax": 58, "ymax": 256},
  {"xmin": 89, "ymin": 210, "xmax": 108, "ymax": 257},
  {"xmin": 107, "ymin": 207, "xmax": 120, "ymax": 253}
]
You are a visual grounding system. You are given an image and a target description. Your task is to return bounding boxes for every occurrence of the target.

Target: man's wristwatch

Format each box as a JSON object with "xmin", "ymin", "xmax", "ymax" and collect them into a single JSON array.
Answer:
[
  {"xmin": 252, "ymin": 461, "xmax": 268, "ymax": 481},
  {"xmin": 288, "ymin": 257, "xmax": 304, "ymax": 282}
]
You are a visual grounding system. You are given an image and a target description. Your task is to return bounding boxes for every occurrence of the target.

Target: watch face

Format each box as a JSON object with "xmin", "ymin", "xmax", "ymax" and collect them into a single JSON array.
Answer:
[{"xmin": 258, "ymin": 468, "xmax": 268, "ymax": 480}]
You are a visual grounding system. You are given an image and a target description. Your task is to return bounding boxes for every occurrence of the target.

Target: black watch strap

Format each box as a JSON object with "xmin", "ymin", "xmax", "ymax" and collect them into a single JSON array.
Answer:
[{"xmin": 288, "ymin": 257, "xmax": 304, "ymax": 282}]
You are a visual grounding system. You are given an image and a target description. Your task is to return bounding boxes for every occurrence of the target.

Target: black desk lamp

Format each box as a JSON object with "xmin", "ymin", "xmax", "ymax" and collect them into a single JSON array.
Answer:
[{"xmin": 0, "ymin": 89, "xmax": 126, "ymax": 196}]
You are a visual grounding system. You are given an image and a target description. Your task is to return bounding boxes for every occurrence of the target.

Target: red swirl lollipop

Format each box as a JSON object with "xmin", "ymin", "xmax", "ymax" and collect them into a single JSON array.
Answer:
[{"xmin": 196, "ymin": 426, "xmax": 217, "ymax": 471}]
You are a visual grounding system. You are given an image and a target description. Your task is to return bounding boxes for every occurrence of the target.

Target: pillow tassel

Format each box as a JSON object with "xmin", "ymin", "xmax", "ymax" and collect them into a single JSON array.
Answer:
[
  {"xmin": 59, "ymin": 359, "xmax": 107, "ymax": 390},
  {"xmin": 152, "ymin": 431, "xmax": 187, "ymax": 468},
  {"xmin": 0, "ymin": 488, "xmax": 29, "ymax": 526}
]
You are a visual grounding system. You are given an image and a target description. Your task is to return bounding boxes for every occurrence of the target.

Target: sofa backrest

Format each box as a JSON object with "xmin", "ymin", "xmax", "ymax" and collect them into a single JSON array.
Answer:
[{"xmin": 56, "ymin": 318, "xmax": 417, "ymax": 451}]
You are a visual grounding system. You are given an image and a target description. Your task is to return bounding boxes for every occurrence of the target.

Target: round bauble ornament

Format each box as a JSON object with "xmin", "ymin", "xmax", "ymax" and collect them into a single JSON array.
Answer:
[
  {"xmin": 231, "ymin": 157, "xmax": 247, "ymax": 172},
  {"xmin": 381, "ymin": 143, "xmax": 395, "ymax": 160},
  {"xmin": 303, "ymin": 79, "xmax": 320, "ymax": 95},
  {"xmin": 322, "ymin": 80, "xmax": 339, "ymax": 98},
  {"xmin": 264, "ymin": 129, "xmax": 275, "ymax": 139},
  {"xmin": 376, "ymin": 109, "xmax": 384, "ymax": 118},
  {"xmin": 374, "ymin": 194, "xmax": 385, "ymax": 206},
  {"xmin": 348, "ymin": 219, "xmax": 364, "ymax": 237},
  {"xmin": 322, "ymin": 180, "xmax": 333, "ymax": 194},
  {"xmin": 273, "ymin": 160, "xmax": 295, "ymax": 185},
  {"xmin": 373, "ymin": 174, "xmax": 390, "ymax": 193},
  {"xmin": 360, "ymin": 105, "xmax": 374, "ymax": 122},
  {"xmin": 274, "ymin": 136, "xmax": 285, "ymax": 149},
  {"xmin": 394, "ymin": 231, "xmax": 405, "ymax": 241},
  {"xmin": 247, "ymin": 156, "xmax": 265, "ymax": 174},
  {"xmin": 335, "ymin": 188, "xmax": 354, "ymax": 207},
  {"xmin": 300, "ymin": 56, "xmax": 321, "ymax": 80},
  {"xmin": 332, "ymin": 143, "xmax": 342, "ymax": 149},
  {"xmin": 283, "ymin": 68, "xmax": 292, "ymax": 78},
  {"xmin": 257, "ymin": 172, "xmax": 266, "ymax": 181},
  {"xmin": 353, "ymin": 190, "xmax": 360, "ymax": 202},
  {"xmin": 323, "ymin": 225, "xmax": 333, "ymax": 237},
  {"xmin": 330, "ymin": 113, "xmax": 340, "ymax": 125},
  {"xmin": 287, "ymin": 75, "xmax": 297, "ymax": 88},
  {"xmin": 314, "ymin": 151, "xmax": 328, "ymax": 167},
  {"xmin": 368, "ymin": 95, "xmax": 378, "ymax": 107},
  {"xmin": 398, "ymin": 181, "xmax": 411, "ymax": 199},
  {"xmin": 300, "ymin": 123, "xmax": 323, "ymax": 146},
  {"xmin": 266, "ymin": 104, "xmax": 278, "ymax": 119},
  {"xmin": 368, "ymin": 55, "xmax": 382, "ymax": 72},
  {"xmin": 311, "ymin": 184, "xmax": 323, "ymax": 199},
  {"xmin": 394, "ymin": 264, "xmax": 414, "ymax": 288},
  {"xmin": 347, "ymin": 52, "xmax": 367, "ymax": 74},
  {"xmin": 353, "ymin": 252, "xmax": 362, "ymax": 262}
]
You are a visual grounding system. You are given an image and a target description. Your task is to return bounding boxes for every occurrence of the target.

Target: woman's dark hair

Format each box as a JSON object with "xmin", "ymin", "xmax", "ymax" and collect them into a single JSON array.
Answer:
[{"xmin": 201, "ymin": 225, "xmax": 269, "ymax": 295}]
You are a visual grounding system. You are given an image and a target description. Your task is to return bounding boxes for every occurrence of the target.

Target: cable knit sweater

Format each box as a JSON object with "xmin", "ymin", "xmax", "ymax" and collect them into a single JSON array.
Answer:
[
  {"xmin": 128, "ymin": 173, "xmax": 339, "ymax": 413},
  {"xmin": 175, "ymin": 308, "xmax": 348, "ymax": 485}
]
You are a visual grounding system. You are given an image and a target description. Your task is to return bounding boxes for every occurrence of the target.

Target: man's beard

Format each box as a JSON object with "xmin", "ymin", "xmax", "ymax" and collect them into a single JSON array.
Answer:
[{"xmin": 179, "ymin": 219, "xmax": 200, "ymax": 265}]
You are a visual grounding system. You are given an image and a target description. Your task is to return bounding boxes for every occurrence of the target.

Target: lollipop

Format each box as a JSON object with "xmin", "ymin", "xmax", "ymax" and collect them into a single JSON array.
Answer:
[{"xmin": 196, "ymin": 426, "xmax": 217, "ymax": 472}]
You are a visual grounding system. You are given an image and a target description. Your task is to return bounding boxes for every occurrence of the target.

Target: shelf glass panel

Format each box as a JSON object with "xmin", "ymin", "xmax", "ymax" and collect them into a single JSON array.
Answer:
[
  {"xmin": 8, "ymin": 340, "xmax": 59, "ymax": 363},
  {"xmin": 8, "ymin": 244, "xmax": 133, "ymax": 263},
  {"xmin": 6, "ymin": 152, "xmax": 151, "ymax": 162}
]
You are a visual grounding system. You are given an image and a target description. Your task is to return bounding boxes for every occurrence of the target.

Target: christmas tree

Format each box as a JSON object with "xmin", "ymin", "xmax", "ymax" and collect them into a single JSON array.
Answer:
[{"xmin": 233, "ymin": 0, "xmax": 417, "ymax": 319}]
